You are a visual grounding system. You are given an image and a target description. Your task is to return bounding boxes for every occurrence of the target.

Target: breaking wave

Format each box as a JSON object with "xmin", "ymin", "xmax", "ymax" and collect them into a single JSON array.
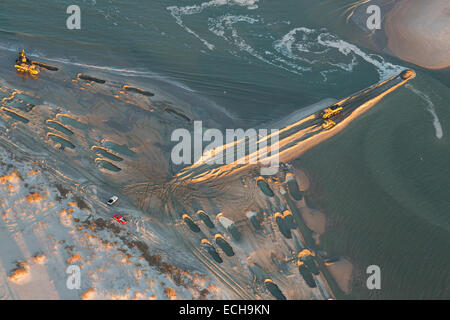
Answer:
[
  {"xmin": 167, "ymin": 0, "xmax": 260, "ymax": 51},
  {"xmin": 167, "ymin": 1, "xmax": 404, "ymax": 82}
]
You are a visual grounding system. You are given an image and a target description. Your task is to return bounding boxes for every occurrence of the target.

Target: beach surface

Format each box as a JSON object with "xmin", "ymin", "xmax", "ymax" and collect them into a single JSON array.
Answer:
[{"xmin": 385, "ymin": 0, "xmax": 450, "ymax": 69}]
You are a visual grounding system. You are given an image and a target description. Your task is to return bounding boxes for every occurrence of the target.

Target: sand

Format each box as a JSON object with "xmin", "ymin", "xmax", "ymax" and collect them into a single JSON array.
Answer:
[
  {"xmin": 0, "ymin": 44, "xmax": 413, "ymax": 299},
  {"xmin": 385, "ymin": 0, "xmax": 450, "ymax": 69},
  {"xmin": 326, "ymin": 258, "xmax": 353, "ymax": 295},
  {"xmin": 0, "ymin": 147, "xmax": 222, "ymax": 299}
]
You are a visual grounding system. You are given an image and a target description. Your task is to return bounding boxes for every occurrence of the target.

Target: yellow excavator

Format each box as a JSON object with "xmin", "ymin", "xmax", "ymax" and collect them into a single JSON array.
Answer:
[
  {"xmin": 15, "ymin": 63, "xmax": 40, "ymax": 76},
  {"xmin": 322, "ymin": 119, "xmax": 336, "ymax": 130},
  {"xmin": 320, "ymin": 104, "xmax": 343, "ymax": 119},
  {"xmin": 14, "ymin": 50, "xmax": 40, "ymax": 76}
]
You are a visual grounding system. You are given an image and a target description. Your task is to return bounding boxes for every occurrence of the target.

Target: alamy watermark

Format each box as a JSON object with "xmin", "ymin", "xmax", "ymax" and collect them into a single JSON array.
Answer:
[
  {"xmin": 66, "ymin": 5, "xmax": 81, "ymax": 30},
  {"xmin": 171, "ymin": 121, "xmax": 280, "ymax": 175},
  {"xmin": 366, "ymin": 5, "xmax": 381, "ymax": 30},
  {"xmin": 66, "ymin": 265, "xmax": 81, "ymax": 290},
  {"xmin": 366, "ymin": 265, "xmax": 381, "ymax": 290}
]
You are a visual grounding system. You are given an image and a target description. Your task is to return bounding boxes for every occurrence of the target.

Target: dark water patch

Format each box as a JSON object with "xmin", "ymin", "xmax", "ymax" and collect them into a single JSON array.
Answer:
[
  {"xmin": 122, "ymin": 85, "xmax": 154, "ymax": 96},
  {"xmin": 46, "ymin": 120, "xmax": 73, "ymax": 136},
  {"xmin": 101, "ymin": 140, "xmax": 136, "ymax": 158},
  {"xmin": 95, "ymin": 158, "xmax": 121, "ymax": 172},
  {"xmin": 182, "ymin": 214, "xmax": 201, "ymax": 233},
  {"xmin": 56, "ymin": 114, "xmax": 89, "ymax": 131},
  {"xmin": 247, "ymin": 212, "xmax": 262, "ymax": 230},
  {"xmin": 214, "ymin": 234, "xmax": 234, "ymax": 257},
  {"xmin": 47, "ymin": 133, "xmax": 75, "ymax": 149},
  {"xmin": 77, "ymin": 73, "xmax": 106, "ymax": 84},
  {"xmin": 208, "ymin": 248, "xmax": 223, "ymax": 264},
  {"xmin": 274, "ymin": 212, "xmax": 292, "ymax": 239},
  {"xmin": 1, "ymin": 107, "xmax": 29, "ymax": 123},
  {"xmin": 264, "ymin": 279, "xmax": 286, "ymax": 300},
  {"xmin": 91, "ymin": 146, "xmax": 124, "ymax": 162},
  {"xmin": 257, "ymin": 178, "xmax": 274, "ymax": 197},
  {"xmin": 197, "ymin": 209, "xmax": 214, "ymax": 229},
  {"xmin": 298, "ymin": 264, "xmax": 316, "ymax": 288}
]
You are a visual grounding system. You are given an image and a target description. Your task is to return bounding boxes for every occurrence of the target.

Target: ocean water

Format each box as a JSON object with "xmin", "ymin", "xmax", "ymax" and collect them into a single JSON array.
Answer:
[{"xmin": 0, "ymin": 0, "xmax": 449, "ymax": 298}]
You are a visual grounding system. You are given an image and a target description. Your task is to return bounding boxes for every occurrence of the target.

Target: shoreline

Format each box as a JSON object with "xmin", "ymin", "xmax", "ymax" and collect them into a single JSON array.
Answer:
[{"xmin": 291, "ymin": 167, "xmax": 354, "ymax": 295}]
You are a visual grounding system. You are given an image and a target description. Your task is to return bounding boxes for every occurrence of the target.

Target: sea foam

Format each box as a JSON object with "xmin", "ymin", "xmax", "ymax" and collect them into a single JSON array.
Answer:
[{"xmin": 407, "ymin": 84, "xmax": 444, "ymax": 139}]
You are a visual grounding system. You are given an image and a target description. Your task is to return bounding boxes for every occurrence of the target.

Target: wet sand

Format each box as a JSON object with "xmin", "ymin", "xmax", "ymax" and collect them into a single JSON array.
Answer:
[
  {"xmin": 326, "ymin": 258, "xmax": 353, "ymax": 295},
  {"xmin": 385, "ymin": 0, "xmax": 450, "ymax": 69}
]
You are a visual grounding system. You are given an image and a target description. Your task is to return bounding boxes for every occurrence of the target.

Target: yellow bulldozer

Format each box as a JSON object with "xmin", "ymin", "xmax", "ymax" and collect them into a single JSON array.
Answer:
[
  {"xmin": 320, "ymin": 105, "xmax": 343, "ymax": 119},
  {"xmin": 14, "ymin": 49, "xmax": 40, "ymax": 76},
  {"xmin": 321, "ymin": 119, "xmax": 336, "ymax": 130}
]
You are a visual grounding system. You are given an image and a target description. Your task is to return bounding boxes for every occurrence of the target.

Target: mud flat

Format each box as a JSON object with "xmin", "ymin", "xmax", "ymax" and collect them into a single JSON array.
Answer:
[{"xmin": 385, "ymin": 0, "xmax": 450, "ymax": 69}]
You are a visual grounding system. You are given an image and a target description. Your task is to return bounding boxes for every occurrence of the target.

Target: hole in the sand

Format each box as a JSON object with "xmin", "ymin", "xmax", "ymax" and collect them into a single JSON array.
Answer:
[
  {"xmin": 46, "ymin": 120, "xmax": 74, "ymax": 136},
  {"xmin": 47, "ymin": 133, "xmax": 76, "ymax": 149},
  {"xmin": 55, "ymin": 114, "xmax": 89, "ymax": 130},
  {"xmin": 122, "ymin": 85, "xmax": 154, "ymax": 97},
  {"xmin": 101, "ymin": 140, "xmax": 137, "ymax": 158},
  {"xmin": 91, "ymin": 146, "xmax": 124, "ymax": 162},
  {"xmin": 76, "ymin": 73, "xmax": 106, "ymax": 84},
  {"xmin": 1, "ymin": 107, "xmax": 30, "ymax": 123}
]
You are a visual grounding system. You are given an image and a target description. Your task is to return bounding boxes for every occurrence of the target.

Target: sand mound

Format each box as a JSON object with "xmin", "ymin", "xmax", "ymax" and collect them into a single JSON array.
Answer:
[
  {"xmin": 164, "ymin": 287, "xmax": 178, "ymax": 300},
  {"xmin": 67, "ymin": 254, "xmax": 83, "ymax": 264},
  {"xmin": 32, "ymin": 253, "xmax": 47, "ymax": 264},
  {"xmin": 81, "ymin": 288, "xmax": 96, "ymax": 300},
  {"xmin": 26, "ymin": 192, "xmax": 46, "ymax": 203},
  {"xmin": 8, "ymin": 262, "xmax": 30, "ymax": 284}
]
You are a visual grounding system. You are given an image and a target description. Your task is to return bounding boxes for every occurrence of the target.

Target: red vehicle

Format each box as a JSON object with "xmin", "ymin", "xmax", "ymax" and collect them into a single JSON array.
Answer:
[{"xmin": 113, "ymin": 214, "xmax": 127, "ymax": 225}]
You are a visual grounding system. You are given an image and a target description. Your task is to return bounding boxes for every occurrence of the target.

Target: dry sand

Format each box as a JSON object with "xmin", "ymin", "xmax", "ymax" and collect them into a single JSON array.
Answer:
[
  {"xmin": 385, "ymin": 0, "xmax": 450, "ymax": 69},
  {"xmin": 0, "ymin": 147, "xmax": 222, "ymax": 299}
]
